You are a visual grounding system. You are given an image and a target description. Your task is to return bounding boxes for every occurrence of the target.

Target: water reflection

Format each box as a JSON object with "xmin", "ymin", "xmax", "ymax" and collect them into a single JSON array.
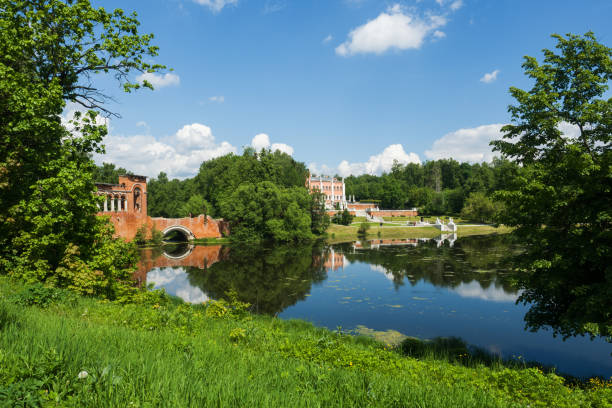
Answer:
[{"xmin": 138, "ymin": 235, "xmax": 611, "ymax": 377}]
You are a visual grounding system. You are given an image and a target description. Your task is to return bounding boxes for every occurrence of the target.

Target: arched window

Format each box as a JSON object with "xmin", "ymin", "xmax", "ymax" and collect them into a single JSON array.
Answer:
[{"xmin": 134, "ymin": 187, "xmax": 142, "ymax": 212}]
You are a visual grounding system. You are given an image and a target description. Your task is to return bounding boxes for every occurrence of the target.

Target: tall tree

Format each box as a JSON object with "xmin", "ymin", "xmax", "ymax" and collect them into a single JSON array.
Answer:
[
  {"xmin": 491, "ymin": 32, "xmax": 612, "ymax": 339},
  {"xmin": 0, "ymin": 0, "xmax": 165, "ymax": 297}
]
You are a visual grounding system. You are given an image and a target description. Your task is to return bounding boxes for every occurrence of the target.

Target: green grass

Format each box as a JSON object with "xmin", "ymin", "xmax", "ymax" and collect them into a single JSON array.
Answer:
[
  {"xmin": 382, "ymin": 216, "xmax": 470, "ymax": 223},
  {"xmin": 327, "ymin": 223, "xmax": 512, "ymax": 244},
  {"xmin": 190, "ymin": 237, "xmax": 231, "ymax": 244},
  {"xmin": 0, "ymin": 278, "xmax": 609, "ymax": 407}
]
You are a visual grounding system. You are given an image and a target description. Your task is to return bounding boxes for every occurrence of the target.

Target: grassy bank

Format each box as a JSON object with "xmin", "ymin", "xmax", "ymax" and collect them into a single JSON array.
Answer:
[
  {"xmin": 190, "ymin": 237, "xmax": 231, "ymax": 245},
  {"xmin": 326, "ymin": 224, "xmax": 512, "ymax": 244},
  {"xmin": 0, "ymin": 278, "xmax": 609, "ymax": 407}
]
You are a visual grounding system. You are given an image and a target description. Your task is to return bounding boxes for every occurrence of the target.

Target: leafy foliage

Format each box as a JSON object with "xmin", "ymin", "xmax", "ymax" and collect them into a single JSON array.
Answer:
[
  {"xmin": 0, "ymin": 0, "xmax": 164, "ymax": 298},
  {"xmin": 219, "ymin": 181, "xmax": 314, "ymax": 243},
  {"xmin": 461, "ymin": 192, "xmax": 499, "ymax": 224},
  {"xmin": 332, "ymin": 209, "xmax": 355, "ymax": 226},
  {"xmin": 344, "ymin": 158, "xmax": 519, "ymax": 215},
  {"xmin": 491, "ymin": 32, "xmax": 612, "ymax": 339}
]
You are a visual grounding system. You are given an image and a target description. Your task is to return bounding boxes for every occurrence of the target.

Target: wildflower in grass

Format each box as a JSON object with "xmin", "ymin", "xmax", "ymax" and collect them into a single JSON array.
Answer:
[{"xmin": 78, "ymin": 371, "xmax": 88, "ymax": 379}]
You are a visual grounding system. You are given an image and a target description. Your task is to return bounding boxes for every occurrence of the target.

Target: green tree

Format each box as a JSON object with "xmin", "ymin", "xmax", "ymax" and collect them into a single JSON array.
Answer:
[
  {"xmin": 0, "ymin": 0, "xmax": 164, "ymax": 297},
  {"xmin": 460, "ymin": 192, "xmax": 497, "ymax": 224},
  {"xmin": 332, "ymin": 209, "xmax": 354, "ymax": 226},
  {"xmin": 491, "ymin": 32, "xmax": 612, "ymax": 339},
  {"xmin": 309, "ymin": 191, "xmax": 331, "ymax": 235},
  {"xmin": 93, "ymin": 163, "xmax": 130, "ymax": 184},
  {"xmin": 219, "ymin": 182, "xmax": 314, "ymax": 243},
  {"xmin": 180, "ymin": 194, "xmax": 211, "ymax": 218}
]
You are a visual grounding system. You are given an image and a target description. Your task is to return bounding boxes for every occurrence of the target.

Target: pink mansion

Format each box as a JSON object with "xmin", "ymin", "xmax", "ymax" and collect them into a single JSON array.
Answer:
[{"xmin": 306, "ymin": 173, "xmax": 347, "ymax": 210}]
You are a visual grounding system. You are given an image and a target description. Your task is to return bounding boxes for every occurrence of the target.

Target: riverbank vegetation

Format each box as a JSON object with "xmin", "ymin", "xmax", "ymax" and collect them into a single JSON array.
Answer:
[
  {"xmin": 0, "ymin": 0, "xmax": 163, "ymax": 299},
  {"xmin": 326, "ymin": 224, "xmax": 512, "ymax": 244},
  {"xmin": 1, "ymin": 277, "xmax": 609, "ymax": 408}
]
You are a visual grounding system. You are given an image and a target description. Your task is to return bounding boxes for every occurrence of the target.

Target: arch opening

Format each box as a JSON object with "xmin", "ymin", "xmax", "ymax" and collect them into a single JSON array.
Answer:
[
  {"xmin": 162, "ymin": 225, "xmax": 195, "ymax": 242},
  {"xmin": 162, "ymin": 243, "xmax": 194, "ymax": 259}
]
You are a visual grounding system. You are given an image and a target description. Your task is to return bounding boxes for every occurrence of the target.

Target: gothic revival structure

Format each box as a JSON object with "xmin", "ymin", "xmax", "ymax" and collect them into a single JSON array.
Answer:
[{"xmin": 306, "ymin": 173, "xmax": 347, "ymax": 210}]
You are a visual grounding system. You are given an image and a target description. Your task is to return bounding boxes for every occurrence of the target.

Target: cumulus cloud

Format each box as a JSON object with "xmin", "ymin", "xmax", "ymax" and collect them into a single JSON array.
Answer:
[
  {"xmin": 323, "ymin": 34, "xmax": 333, "ymax": 44},
  {"xmin": 136, "ymin": 72, "xmax": 180, "ymax": 88},
  {"xmin": 193, "ymin": 0, "xmax": 238, "ymax": 12},
  {"xmin": 480, "ymin": 69, "xmax": 500, "ymax": 83},
  {"xmin": 96, "ymin": 123, "xmax": 237, "ymax": 179},
  {"xmin": 425, "ymin": 122, "xmax": 585, "ymax": 163},
  {"xmin": 310, "ymin": 144, "xmax": 421, "ymax": 177},
  {"xmin": 250, "ymin": 133, "xmax": 294, "ymax": 155},
  {"xmin": 425, "ymin": 124, "xmax": 504, "ymax": 162},
  {"xmin": 336, "ymin": 4, "xmax": 447, "ymax": 56}
]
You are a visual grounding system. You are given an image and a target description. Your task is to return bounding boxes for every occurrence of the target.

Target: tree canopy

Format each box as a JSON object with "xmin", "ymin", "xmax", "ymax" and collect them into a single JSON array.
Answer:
[
  {"xmin": 0, "ymin": 0, "xmax": 165, "ymax": 297},
  {"xmin": 492, "ymin": 32, "xmax": 612, "ymax": 339}
]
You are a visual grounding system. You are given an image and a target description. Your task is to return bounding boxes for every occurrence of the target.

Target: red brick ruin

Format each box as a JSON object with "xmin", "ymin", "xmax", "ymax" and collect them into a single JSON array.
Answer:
[{"xmin": 96, "ymin": 175, "xmax": 229, "ymax": 241}]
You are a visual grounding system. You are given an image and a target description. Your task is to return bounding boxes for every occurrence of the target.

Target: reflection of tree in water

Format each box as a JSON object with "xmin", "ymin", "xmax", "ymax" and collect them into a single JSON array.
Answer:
[
  {"xmin": 185, "ymin": 243, "xmax": 328, "ymax": 314},
  {"xmin": 338, "ymin": 235, "xmax": 520, "ymax": 294}
]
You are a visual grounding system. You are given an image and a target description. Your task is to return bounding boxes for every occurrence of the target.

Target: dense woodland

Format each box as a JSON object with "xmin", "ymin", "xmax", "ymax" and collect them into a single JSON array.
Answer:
[
  {"xmin": 95, "ymin": 154, "xmax": 518, "ymax": 227},
  {"xmin": 343, "ymin": 157, "xmax": 520, "ymax": 215},
  {"xmin": 95, "ymin": 148, "xmax": 330, "ymax": 242}
]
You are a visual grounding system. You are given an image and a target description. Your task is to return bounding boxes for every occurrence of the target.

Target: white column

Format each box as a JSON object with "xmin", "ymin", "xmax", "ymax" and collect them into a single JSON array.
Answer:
[
  {"xmin": 110, "ymin": 195, "xmax": 115, "ymax": 212},
  {"xmin": 342, "ymin": 178, "xmax": 346, "ymax": 208},
  {"xmin": 103, "ymin": 196, "xmax": 108, "ymax": 212},
  {"xmin": 331, "ymin": 179, "xmax": 335, "ymax": 205}
]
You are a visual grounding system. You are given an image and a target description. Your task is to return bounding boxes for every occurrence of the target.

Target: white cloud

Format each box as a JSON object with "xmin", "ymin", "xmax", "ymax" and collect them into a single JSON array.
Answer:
[
  {"xmin": 193, "ymin": 0, "xmax": 238, "ymax": 12},
  {"xmin": 480, "ymin": 69, "xmax": 500, "ymax": 83},
  {"xmin": 449, "ymin": 0, "xmax": 463, "ymax": 11},
  {"xmin": 311, "ymin": 144, "xmax": 420, "ymax": 177},
  {"xmin": 436, "ymin": 0, "xmax": 463, "ymax": 10},
  {"xmin": 250, "ymin": 133, "xmax": 294, "ymax": 155},
  {"xmin": 271, "ymin": 143, "xmax": 294, "ymax": 155},
  {"xmin": 336, "ymin": 4, "xmax": 447, "ymax": 56},
  {"xmin": 209, "ymin": 95, "xmax": 225, "ymax": 103},
  {"xmin": 251, "ymin": 133, "xmax": 271, "ymax": 151},
  {"xmin": 136, "ymin": 121, "xmax": 148, "ymax": 128},
  {"xmin": 433, "ymin": 30, "xmax": 446, "ymax": 39},
  {"xmin": 136, "ymin": 72, "xmax": 180, "ymax": 88},
  {"xmin": 425, "ymin": 124, "xmax": 504, "ymax": 162},
  {"xmin": 452, "ymin": 281, "xmax": 519, "ymax": 303},
  {"xmin": 323, "ymin": 34, "xmax": 333, "ymax": 44},
  {"xmin": 425, "ymin": 122, "xmax": 584, "ymax": 163},
  {"xmin": 96, "ymin": 123, "xmax": 237, "ymax": 179},
  {"xmin": 147, "ymin": 267, "xmax": 210, "ymax": 304}
]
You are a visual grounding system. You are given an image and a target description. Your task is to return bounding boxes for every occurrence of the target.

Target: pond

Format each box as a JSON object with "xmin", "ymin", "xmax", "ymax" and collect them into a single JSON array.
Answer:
[{"xmin": 137, "ymin": 234, "xmax": 611, "ymax": 379}]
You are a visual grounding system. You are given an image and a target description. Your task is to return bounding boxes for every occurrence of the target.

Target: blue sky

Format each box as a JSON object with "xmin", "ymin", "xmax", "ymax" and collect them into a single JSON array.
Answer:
[{"xmin": 87, "ymin": 0, "xmax": 612, "ymax": 179}]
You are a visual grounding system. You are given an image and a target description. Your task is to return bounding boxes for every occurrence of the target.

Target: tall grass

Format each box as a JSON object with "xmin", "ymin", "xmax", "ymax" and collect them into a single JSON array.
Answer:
[{"xmin": 0, "ymin": 278, "xmax": 609, "ymax": 407}]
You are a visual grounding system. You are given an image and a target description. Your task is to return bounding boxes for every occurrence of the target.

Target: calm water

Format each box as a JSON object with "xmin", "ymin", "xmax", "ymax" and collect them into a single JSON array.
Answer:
[{"xmin": 139, "ymin": 235, "xmax": 612, "ymax": 378}]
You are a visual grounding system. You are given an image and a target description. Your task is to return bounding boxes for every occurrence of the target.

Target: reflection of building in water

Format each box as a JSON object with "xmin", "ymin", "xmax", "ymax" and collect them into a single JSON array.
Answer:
[
  {"xmin": 313, "ymin": 248, "xmax": 346, "ymax": 272},
  {"xmin": 352, "ymin": 234, "xmax": 457, "ymax": 250},
  {"xmin": 134, "ymin": 245, "xmax": 226, "ymax": 285},
  {"xmin": 324, "ymin": 248, "xmax": 345, "ymax": 272}
]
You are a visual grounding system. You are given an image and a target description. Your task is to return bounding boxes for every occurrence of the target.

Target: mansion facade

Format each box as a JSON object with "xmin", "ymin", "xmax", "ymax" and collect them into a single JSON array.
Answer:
[{"xmin": 306, "ymin": 173, "xmax": 347, "ymax": 210}]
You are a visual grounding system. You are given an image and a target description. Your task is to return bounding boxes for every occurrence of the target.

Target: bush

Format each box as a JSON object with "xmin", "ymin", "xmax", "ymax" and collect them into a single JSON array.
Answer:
[
  {"xmin": 331, "ymin": 209, "xmax": 354, "ymax": 226},
  {"xmin": 134, "ymin": 224, "xmax": 148, "ymax": 245},
  {"xmin": 357, "ymin": 223, "xmax": 370, "ymax": 237},
  {"xmin": 461, "ymin": 192, "xmax": 500, "ymax": 223}
]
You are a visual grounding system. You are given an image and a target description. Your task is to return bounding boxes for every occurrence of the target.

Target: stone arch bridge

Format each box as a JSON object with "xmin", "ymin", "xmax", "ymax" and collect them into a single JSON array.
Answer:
[{"xmin": 96, "ymin": 175, "xmax": 229, "ymax": 241}]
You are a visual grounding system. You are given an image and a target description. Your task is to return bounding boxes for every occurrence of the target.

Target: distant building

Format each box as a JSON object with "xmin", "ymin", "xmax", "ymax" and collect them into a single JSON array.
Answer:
[{"xmin": 306, "ymin": 172, "xmax": 347, "ymax": 210}]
